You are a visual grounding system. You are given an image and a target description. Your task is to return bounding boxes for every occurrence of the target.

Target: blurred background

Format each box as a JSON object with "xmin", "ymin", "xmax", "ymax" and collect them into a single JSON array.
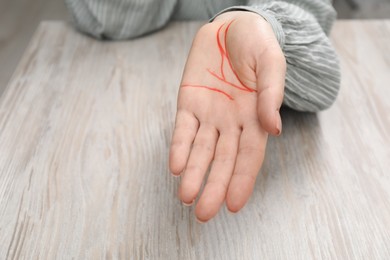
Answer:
[{"xmin": 0, "ymin": 0, "xmax": 389, "ymax": 96}]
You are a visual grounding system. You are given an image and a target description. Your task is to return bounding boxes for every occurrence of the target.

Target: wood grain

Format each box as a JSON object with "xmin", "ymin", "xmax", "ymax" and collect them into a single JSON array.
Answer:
[{"xmin": 0, "ymin": 20, "xmax": 390, "ymax": 259}]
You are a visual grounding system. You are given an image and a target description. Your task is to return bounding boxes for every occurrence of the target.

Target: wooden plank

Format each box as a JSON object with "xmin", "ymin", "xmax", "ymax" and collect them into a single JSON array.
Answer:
[{"xmin": 0, "ymin": 20, "xmax": 389, "ymax": 259}]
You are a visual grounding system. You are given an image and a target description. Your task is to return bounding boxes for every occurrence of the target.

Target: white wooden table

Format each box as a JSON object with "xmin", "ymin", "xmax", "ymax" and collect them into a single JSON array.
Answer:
[{"xmin": 0, "ymin": 20, "xmax": 389, "ymax": 259}]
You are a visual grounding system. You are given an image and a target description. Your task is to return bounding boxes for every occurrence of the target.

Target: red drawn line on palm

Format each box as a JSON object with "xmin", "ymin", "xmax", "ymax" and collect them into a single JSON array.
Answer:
[
  {"xmin": 182, "ymin": 20, "xmax": 257, "ymax": 100},
  {"xmin": 181, "ymin": 84, "xmax": 234, "ymax": 100}
]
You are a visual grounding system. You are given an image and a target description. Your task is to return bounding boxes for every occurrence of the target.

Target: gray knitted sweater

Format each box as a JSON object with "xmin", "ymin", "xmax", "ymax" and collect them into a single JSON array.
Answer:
[{"xmin": 65, "ymin": 0, "xmax": 340, "ymax": 112}]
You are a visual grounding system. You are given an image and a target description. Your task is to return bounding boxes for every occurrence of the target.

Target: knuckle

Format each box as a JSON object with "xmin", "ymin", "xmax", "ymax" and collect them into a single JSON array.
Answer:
[
  {"xmin": 244, "ymin": 174, "xmax": 256, "ymax": 183},
  {"xmin": 233, "ymin": 171, "xmax": 256, "ymax": 183},
  {"xmin": 193, "ymin": 140, "xmax": 214, "ymax": 153},
  {"xmin": 170, "ymin": 140, "xmax": 185, "ymax": 149},
  {"xmin": 207, "ymin": 180, "xmax": 228, "ymax": 192},
  {"xmin": 175, "ymin": 121, "xmax": 196, "ymax": 132},
  {"xmin": 214, "ymin": 153, "xmax": 235, "ymax": 164},
  {"xmin": 238, "ymin": 145, "xmax": 258, "ymax": 155},
  {"xmin": 185, "ymin": 164, "xmax": 205, "ymax": 174},
  {"xmin": 257, "ymin": 84, "xmax": 272, "ymax": 97}
]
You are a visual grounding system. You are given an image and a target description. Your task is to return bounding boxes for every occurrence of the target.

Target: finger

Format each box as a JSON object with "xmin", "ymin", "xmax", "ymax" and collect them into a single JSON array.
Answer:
[
  {"xmin": 256, "ymin": 45, "xmax": 286, "ymax": 136},
  {"xmin": 179, "ymin": 124, "xmax": 218, "ymax": 205},
  {"xmin": 169, "ymin": 110, "xmax": 199, "ymax": 176},
  {"xmin": 195, "ymin": 130, "xmax": 240, "ymax": 222},
  {"xmin": 226, "ymin": 122, "xmax": 267, "ymax": 213}
]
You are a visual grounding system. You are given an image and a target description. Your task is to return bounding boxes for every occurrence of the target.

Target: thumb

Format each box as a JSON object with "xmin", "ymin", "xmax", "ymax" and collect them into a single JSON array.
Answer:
[{"xmin": 256, "ymin": 48, "xmax": 286, "ymax": 136}]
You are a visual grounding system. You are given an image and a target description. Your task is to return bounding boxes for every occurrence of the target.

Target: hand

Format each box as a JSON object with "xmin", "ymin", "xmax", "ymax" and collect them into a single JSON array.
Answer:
[{"xmin": 169, "ymin": 11, "xmax": 286, "ymax": 222}]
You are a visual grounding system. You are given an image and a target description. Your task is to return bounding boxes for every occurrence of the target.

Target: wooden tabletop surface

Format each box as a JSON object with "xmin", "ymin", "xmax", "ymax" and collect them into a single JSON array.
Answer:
[{"xmin": 0, "ymin": 20, "xmax": 389, "ymax": 259}]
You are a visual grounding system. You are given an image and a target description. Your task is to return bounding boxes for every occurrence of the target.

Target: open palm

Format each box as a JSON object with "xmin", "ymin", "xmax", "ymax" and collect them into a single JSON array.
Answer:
[{"xmin": 169, "ymin": 11, "xmax": 286, "ymax": 222}]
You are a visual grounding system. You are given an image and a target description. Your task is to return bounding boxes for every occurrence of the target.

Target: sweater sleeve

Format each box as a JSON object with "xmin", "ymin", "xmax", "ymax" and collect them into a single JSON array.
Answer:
[
  {"xmin": 212, "ymin": 0, "xmax": 341, "ymax": 112},
  {"xmin": 64, "ymin": 0, "xmax": 177, "ymax": 39}
]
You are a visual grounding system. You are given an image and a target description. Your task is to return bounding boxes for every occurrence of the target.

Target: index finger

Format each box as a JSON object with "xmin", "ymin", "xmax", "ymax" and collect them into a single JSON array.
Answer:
[{"xmin": 169, "ymin": 110, "xmax": 199, "ymax": 175}]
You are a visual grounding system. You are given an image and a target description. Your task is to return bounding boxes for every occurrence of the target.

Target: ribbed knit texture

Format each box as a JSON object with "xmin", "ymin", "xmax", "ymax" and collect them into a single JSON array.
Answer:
[{"xmin": 64, "ymin": 0, "xmax": 340, "ymax": 112}]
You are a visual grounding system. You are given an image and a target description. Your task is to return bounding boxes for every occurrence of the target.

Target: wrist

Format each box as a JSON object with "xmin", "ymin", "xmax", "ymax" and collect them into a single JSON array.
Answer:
[{"xmin": 212, "ymin": 10, "xmax": 265, "ymax": 24}]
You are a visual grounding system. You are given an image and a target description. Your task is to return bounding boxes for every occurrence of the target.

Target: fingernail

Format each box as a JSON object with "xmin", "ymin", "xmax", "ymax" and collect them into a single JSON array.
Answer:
[
  {"xmin": 196, "ymin": 217, "xmax": 207, "ymax": 224},
  {"xmin": 275, "ymin": 111, "xmax": 282, "ymax": 136},
  {"xmin": 276, "ymin": 126, "xmax": 281, "ymax": 136},
  {"xmin": 171, "ymin": 170, "xmax": 184, "ymax": 178},
  {"xmin": 182, "ymin": 200, "xmax": 195, "ymax": 206},
  {"xmin": 227, "ymin": 209, "xmax": 238, "ymax": 215}
]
